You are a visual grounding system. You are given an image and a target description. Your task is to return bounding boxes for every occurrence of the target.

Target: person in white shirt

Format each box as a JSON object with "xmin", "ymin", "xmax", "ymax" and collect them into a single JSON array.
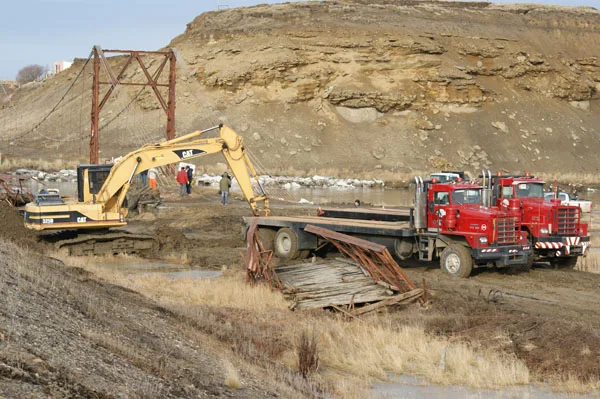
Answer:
[{"xmin": 148, "ymin": 168, "xmax": 158, "ymax": 190}]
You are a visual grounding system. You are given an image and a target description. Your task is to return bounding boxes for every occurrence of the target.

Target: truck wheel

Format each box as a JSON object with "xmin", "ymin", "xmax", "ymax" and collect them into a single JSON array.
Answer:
[
  {"xmin": 440, "ymin": 244, "xmax": 473, "ymax": 278},
  {"xmin": 394, "ymin": 239, "xmax": 414, "ymax": 260},
  {"xmin": 521, "ymin": 255, "xmax": 534, "ymax": 272},
  {"xmin": 257, "ymin": 228, "xmax": 276, "ymax": 251},
  {"xmin": 551, "ymin": 257, "xmax": 579, "ymax": 269},
  {"xmin": 274, "ymin": 228, "xmax": 300, "ymax": 260}
]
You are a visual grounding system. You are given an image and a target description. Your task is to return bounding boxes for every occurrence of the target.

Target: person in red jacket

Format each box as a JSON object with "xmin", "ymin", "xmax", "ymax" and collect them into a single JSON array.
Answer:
[{"xmin": 176, "ymin": 167, "xmax": 188, "ymax": 197}]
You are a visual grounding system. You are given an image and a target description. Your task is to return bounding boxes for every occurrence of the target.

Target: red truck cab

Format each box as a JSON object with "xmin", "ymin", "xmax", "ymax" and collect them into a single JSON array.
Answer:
[
  {"xmin": 417, "ymin": 180, "xmax": 531, "ymax": 277},
  {"xmin": 492, "ymin": 175, "xmax": 589, "ymax": 267}
]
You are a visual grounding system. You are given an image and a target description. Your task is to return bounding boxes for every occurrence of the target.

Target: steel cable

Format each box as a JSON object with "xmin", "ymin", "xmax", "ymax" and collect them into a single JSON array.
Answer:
[{"xmin": 8, "ymin": 53, "xmax": 92, "ymax": 143}]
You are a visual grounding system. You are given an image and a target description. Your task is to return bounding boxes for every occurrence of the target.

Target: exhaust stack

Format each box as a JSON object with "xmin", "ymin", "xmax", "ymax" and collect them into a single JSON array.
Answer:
[
  {"xmin": 481, "ymin": 169, "xmax": 492, "ymax": 207},
  {"xmin": 414, "ymin": 176, "xmax": 427, "ymax": 230}
]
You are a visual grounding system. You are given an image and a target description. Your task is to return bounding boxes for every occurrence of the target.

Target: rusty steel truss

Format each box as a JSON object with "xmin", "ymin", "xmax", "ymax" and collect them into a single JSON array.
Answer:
[
  {"xmin": 303, "ymin": 224, "xmax": 423, "ymax": 300},
  {"xmin": 243, "ymin": 220, "xmax": 281, "ymax": 287},
  {"xmin": 90, "ymin": 46, "xmax": 177, "ymax": 164},
  {"xmin": 244, "ymin": 221, "xmax": 425, "ymax": 305}
]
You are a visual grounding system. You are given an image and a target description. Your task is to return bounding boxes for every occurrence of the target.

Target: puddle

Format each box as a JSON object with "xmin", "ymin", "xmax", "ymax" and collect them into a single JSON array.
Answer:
[
  {"xmin": 90, "ymin": 259, "xmax": 222, "ymax": 280},
  {"xmin": 143, "ymin": 269, "xmax": 222, "ymax": 280},
  {"xmin": 371, "ymin": 375, "xmax": 591, "ymax": 399}
]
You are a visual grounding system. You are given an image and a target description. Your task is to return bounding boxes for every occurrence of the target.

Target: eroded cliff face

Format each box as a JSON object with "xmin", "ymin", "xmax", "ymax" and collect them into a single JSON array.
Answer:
[{"xmin": 2, "ymin": 1, "xmax": 600, "ymax": 177}]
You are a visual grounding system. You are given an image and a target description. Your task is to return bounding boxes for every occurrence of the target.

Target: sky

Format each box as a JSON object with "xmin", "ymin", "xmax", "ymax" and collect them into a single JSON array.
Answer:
[{"xmin": 0, "ymin": 0, "xmax": 598, "ymax": 80}]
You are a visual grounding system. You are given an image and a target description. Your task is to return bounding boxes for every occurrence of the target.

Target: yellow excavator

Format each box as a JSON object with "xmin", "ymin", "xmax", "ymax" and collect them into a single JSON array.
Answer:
[{"xmin": 24, "ymin": 124, "xmax": 269, "ymax": 255}]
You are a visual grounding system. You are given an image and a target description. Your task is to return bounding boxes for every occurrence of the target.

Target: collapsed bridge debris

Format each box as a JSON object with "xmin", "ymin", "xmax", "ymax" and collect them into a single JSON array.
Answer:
[
  {"xmin": 276, "ymin": 259, "xmax": 424, "ymax": 312},
  {"xmin": 0, "ymin": 173, "xmax": 33, "ymax": 206},
  {"xmin": 245, "ymin": 223, "xmax": 426, "ymax": 314}
]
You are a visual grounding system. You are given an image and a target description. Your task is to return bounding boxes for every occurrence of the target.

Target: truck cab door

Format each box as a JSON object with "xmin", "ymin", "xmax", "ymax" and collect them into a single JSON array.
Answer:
[{"xmin": 428, "ymin": 191, "xmax": 450, "ymax": 231}]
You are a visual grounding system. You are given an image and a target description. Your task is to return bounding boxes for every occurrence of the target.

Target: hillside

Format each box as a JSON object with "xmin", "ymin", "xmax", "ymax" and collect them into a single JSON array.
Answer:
[{"xmin": 1, "ymin": 0, "xmax": 600, "ymax": 179}]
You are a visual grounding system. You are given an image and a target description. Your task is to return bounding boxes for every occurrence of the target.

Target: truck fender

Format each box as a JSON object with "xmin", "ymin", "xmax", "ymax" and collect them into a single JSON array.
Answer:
[{"xmin": 435, "ymin": 235, "xmax": 471, "ymax": 256}]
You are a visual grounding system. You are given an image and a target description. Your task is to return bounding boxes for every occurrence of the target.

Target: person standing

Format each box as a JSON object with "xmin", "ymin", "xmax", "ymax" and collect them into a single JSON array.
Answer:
[
  {"xmin": 219, "ymin": 172, "xmax": 231, "ymax": 205},
  {"xmin": 176, "ymin": 167, "xmax": 188, "ymax": 197},
  {"xmin": 140, "ymin": 169, "xmax": 148, "ymax": 187},
  {"xmin": 148, "ymin": 167, "xmax": 158, "ymax": 190},
  {"xmin": 185, "ymin": 165, "xmax": 194, "ymax": 195}
]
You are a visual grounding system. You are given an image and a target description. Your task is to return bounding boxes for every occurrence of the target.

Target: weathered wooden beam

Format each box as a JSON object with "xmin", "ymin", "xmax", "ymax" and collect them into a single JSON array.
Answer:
[{"xmin": 351, "ymin": 289, "xmax": 424, "ymax": 316}]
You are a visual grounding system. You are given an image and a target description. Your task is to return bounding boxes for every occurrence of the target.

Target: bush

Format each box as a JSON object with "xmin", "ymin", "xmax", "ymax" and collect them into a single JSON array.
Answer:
[
  {"xmin": 16, "ymin": 64, "xmax": 45, "ymax": 84},
  {"xmin": 298, "ymin": 329, "xmax": 319, "ymax": 379}
]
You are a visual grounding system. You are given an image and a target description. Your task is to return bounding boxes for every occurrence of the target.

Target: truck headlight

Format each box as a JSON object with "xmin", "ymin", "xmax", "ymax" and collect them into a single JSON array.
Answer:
[
  {"xmin": 479, "ymin": 237, "xmax": 488, "ymax": 244},
  {"xmin": 540, "ymin": 228, "xmax": 549, "ymax": 234}
]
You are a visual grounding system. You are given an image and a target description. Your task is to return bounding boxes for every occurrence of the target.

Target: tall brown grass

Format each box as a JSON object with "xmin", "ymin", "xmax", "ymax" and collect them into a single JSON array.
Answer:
[
  {"xmin": 298, "ymin": 330, "xmax": 320, "ymax": 379},
  {"xmin": 63, "ymin": 257, "xmax": 532, "ymax": 395},
  {"xmin": 0, "ymin": 156, "xmax": 79, "ymax": 172},
  {"xmin": 223, "ymin": 361, "xmax": 242, "ymax": 389}
]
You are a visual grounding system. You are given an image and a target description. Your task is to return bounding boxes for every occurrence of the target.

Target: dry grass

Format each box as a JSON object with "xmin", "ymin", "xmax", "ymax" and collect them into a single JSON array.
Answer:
[
  {"xmin": 0, "ymin": 156, "xmax": 78, "ymax": 172},
  {"xmin": 321, "ymin": 320, "xmax": 529, "ymax": 388},
  {"xmin": 62, "ymin": 255, "xmax": 533, "ymax": 395},
  {"xmin": 223, "ymin": 361, "xmax": 242, "ymax": 389},
  {"xmin": 548, "ymin": 374, "xmax": 600, "ymax": 394},
  {"xmin": 58, "ymin": 257, "xmax": 288, "ymax": 312},
  {"xmin": 161, "ymin": 251, "xmax": 191, "ymax": 266},
  {"xmin": 537, "ymin": 172, "xmax": 600, "ymax": 186},
  {"xmin": 298, "ymin": 329, "xmax": 320, "ymax": 379}
]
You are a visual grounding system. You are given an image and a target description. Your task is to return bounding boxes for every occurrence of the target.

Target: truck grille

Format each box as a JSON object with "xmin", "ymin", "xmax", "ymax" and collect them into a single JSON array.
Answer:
[
  {"xmin": 496, "ymin": 216, "xmax": 517, "ymax": 244},
  {"xmin": 554, "ymin": 207, "xmax": 579, "ymax": 236}
]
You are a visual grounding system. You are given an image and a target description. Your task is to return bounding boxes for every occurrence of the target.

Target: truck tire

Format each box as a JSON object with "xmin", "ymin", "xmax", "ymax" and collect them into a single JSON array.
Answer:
[
  {"xmin": 257, "ymin": 228, "xmax": 276, "ymax": 251},
  {"xmin": 274, "ymin": 228, "xmax": 300, "ymax": 260},
  {"xmin": 551, "ymin": 257, "xmax": 579, "ymax": 269},
  {"xmin": 394, "ymin": 239, "xmax": 414, "ymax": 260},
  {"xmin": 440, "ymin": 244, "xmax": 473, "ymax": 278},
  {"xmin": 522, "ymin": 232, "xmax": 533, "ymax": 271}
]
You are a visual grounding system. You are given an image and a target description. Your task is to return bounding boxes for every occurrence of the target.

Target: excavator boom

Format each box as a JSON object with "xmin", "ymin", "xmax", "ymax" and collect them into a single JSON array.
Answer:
[{"xmin": 24, "ymin": 124, "xmax": 270, "ymax": 234}]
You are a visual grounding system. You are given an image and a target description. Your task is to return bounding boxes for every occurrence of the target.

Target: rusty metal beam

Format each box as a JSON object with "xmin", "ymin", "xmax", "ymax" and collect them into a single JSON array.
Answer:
[
  {"xmin": 166, "ymin": 50, "xmax": 176, "ymax": 141},
  {"xmin": 98, "ymin": 55, "xmax": 134, "ymax": 111},
  {"xmin": 90, "ymin": 47, "xmax": 100, "ymax": 164},
  {"xmin": 103, "ymin": 49, "xmax": 172, "ymax": 55},
  {"xmin": 303, "ymin": 224, "xmax": 422, "ymax": 302},
  {"xmin": 99, "ymin": 82, "xmax": 170, "ymax": 87},
  {"xmin": 304, "ymin": 224, "xmax": 387, "ymax": 251},
  {"xmin": 133, "ymin": 53, "xmax": 168, "ymax": 112},
  {"xmin": 89, "ymin": 46, "xmax": 177, "ymax": 164}
]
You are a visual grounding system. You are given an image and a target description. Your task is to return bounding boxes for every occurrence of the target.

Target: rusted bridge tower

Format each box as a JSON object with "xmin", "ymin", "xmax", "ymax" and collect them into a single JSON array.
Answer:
[{"xmin": 90, "ymin": 45, "xmax": 177, "ymax": 164}]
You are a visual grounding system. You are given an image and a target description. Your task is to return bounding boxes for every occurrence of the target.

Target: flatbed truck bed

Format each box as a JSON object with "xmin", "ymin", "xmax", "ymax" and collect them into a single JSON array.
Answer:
[
  {"xmin": 318, "ymin": 207, "xmax": 411, "ymax": 222},
  {"xmin": 242, "ymin": 210, "xmax": 530, "ymax": 272}
]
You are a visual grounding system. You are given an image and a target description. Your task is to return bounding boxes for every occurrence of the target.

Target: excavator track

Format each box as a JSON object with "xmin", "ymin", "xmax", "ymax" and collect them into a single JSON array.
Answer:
[{"xmin": 55, "ymin": 232, "xmax": 158, "ymax": 256}]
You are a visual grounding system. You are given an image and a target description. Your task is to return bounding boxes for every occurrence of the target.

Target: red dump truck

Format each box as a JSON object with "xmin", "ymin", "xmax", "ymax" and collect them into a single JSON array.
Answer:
[{"xmin": 243, "ymin": 177, "xmax": 531, "ymax": 278}]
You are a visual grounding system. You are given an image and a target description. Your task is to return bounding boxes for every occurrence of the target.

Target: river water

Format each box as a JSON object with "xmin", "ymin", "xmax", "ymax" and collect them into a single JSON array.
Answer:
[
  {"xmin": 27, "ymin": 179, "xmax": 600, "ymax": 209},
  {"xmin": 91, "ymin": 259, "xmax": 222, "ymax": 280},
  {"xmin": 371, "ymin": 374, "xmax": 591, "ymax": 399}
]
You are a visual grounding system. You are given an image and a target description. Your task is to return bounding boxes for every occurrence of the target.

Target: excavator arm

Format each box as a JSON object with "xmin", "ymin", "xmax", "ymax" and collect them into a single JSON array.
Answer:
[{"xmin": 97, "ymin": 124, "xmax": 269, "ymax": 216}]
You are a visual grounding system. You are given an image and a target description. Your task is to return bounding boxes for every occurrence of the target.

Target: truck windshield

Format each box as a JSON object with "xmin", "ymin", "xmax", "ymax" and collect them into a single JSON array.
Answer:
[
  {"xmin": 430, "ymin": 174, "xmax": 458, "ymax": 183},
  {"xmin": 451, "ymin": 189, "xmax": 481, "ymax": 204},
  {"xmin": 515, "ymin": 183, "xmax": 544, "ymax": 198}
]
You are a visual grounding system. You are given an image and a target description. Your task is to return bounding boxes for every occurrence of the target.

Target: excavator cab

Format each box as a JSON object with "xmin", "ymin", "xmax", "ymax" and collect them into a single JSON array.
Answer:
[{"xmin": 76, "ymin": 164, "xmax": 113, "ymax": 203}]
